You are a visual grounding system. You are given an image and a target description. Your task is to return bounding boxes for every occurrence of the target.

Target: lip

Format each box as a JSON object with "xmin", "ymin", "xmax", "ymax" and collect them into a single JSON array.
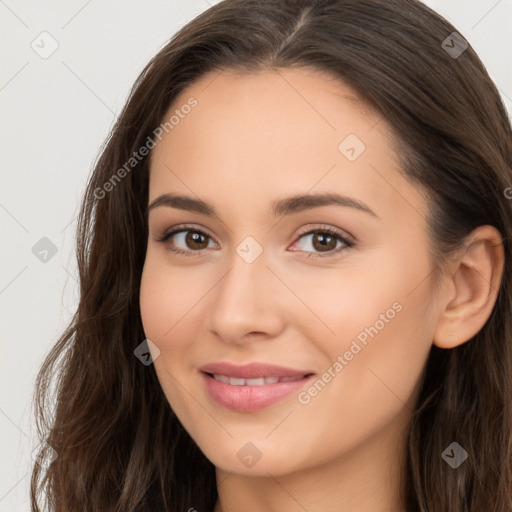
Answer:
[
  {"xmin": 199, "ymin": 362, "xmax": 315, "ymax": 412},
  {"xmin": 199, "ymin": 362, "xmax": 312, "ymax": 379}
]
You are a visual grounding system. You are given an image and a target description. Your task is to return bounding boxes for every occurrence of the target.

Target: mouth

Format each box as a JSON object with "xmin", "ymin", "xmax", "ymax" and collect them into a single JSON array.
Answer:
[
  {"xmin": 199, "ymin": 361, "xmax": 314, "ymax": 380},
  {"xmin": 200, "ymin": 370, "xmax": 316, "ymax": 412},
  {"xmin": 203, "ymin": 372, "xmax": 314, "ymax": 386}
]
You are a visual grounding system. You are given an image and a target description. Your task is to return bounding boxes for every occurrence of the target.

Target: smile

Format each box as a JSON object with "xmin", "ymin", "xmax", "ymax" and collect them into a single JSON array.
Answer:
[
  {"xmin": 209, "ymin": 373, "xmax": 307, "ymax": 385},
  {"xmin": 201, "ymin": 371, "xmax": 315, "ymax": 411}
]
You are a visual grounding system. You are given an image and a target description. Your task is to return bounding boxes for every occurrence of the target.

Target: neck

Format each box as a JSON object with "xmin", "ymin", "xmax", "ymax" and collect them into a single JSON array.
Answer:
[{"xmin": 212, "ymin": 409, "xmax": 410, "ymax": 512}]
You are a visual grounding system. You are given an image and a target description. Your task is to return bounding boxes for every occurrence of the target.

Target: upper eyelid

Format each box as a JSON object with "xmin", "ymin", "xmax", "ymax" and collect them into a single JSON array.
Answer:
[{"xmin": 296, "ymin": 224, "xmax": 354, "ymax": 241}]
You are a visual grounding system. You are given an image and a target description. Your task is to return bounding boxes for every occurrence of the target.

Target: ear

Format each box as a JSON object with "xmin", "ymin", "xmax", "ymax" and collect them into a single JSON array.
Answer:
[{"xmin": 433, "ymin": 225, "xmax": 505, "ymax": 349}]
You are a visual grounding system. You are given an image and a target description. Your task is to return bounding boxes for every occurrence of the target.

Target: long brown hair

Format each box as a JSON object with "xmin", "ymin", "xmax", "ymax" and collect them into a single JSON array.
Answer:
[{"xmin": 31, "ymin": 1, "xmax": 512, "ymax": 510}]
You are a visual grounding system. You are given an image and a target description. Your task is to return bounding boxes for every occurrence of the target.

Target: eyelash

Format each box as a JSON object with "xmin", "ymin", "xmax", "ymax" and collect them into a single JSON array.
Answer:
[{"xmin": 155, "ymin": 224, "xmax": 354, "ymax": 259}]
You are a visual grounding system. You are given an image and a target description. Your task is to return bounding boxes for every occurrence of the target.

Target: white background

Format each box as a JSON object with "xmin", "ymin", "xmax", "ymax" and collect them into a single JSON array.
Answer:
[{"xmin": 1, "ymin": 1, "xmax": 511, "ymax": 510}]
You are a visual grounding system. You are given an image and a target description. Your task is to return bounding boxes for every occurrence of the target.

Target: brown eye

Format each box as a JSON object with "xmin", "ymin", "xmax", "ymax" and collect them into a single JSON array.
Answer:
[
  {"xmin": 311, "ymin": 232, "xmax": 338, "ymax": 252},
  {"xmin": 184, "ymin": 231, "xmax": 209, "ymax": 250},
  {"xmin": 157, "ymin": 226, "xmax": 217, "ymax": 255},
  {"xmin": 292, "ymin": 227, "xmax": 354, "ymax": 258}
]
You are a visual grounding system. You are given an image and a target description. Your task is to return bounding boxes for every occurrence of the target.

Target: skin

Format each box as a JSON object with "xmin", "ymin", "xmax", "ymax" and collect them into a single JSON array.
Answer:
[{"xmin": 139, "ymin": 67, "xmax": 504, "ymax": 512}]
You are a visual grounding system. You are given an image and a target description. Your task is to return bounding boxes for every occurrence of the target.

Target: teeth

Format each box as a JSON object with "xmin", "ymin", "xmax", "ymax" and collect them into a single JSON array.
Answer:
[
  {"xmin": 280, "ymin": 376, "xmax": 303, "ymax": 382},
  {"xmin": 246, "ymin": 377, "xmax": 265, "ymax": 386},
  {"xmin": 263, "ymin": 376, "xmax": 280, "ymax": 384},
  {"xmin": 213, "ymin": 374, "xmax": 230, "ymax": 384},
  {"xmin": 212, "ymin": 374, "xmax": 305, "ymax": 385}
]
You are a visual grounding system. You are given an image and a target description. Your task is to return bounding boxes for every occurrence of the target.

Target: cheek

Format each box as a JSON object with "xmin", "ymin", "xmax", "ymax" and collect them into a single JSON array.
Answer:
[
  {"xmin": 139, "ymin": 252, "xmax": 220, "ymax": 377},
  {"xmin": 281, "ymin": 243, "xmax": 432, "ymax": 351},
  {"xmin": 139, "ymin": 255, "xmax": 198, "ymax": 405},
  {"xmin": 139, "ymin": 257, "xmax": 170, "ymax": 341},
  {"xmin": 287, "ymin": 281, "xmax": 433, "ymax": 464},
  {"xmin": 139, "ymin": 252, "xmax": 202, "ymax": 340},
  {"xmin": 291, "ymin": 241, "xmax": 435, "ymax": 404}
]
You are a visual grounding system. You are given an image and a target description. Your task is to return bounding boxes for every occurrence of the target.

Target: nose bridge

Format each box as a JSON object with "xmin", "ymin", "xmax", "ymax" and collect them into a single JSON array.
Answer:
[
  {"xmin": 216, "ymin": 246, "xmax": 269, "ymax": 316},
  {"xmin": 207, "ymin": 241, "xmax": 283, "ymax": 341}
]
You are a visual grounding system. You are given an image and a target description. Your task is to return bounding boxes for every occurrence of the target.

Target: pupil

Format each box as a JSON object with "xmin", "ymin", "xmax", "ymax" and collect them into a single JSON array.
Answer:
[
  {"xmin": 186, "ymin": 231, "xmax": 208, "ymax": 249},
  {"xmin": 313, "ymin": 233, "xmax": 336, "ymax": 252}
]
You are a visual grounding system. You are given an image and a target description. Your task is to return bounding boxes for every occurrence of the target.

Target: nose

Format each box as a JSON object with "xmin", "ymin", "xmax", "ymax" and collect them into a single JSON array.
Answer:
[{"xmin": 207, "ymin": 247, "xmax": 285, "ymax": 345}]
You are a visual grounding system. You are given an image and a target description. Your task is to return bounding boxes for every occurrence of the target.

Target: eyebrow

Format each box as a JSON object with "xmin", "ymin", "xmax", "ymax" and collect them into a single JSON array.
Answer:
[{"xmin": 147, "ymin": 192, "xmax": 378, "ymax": 218}]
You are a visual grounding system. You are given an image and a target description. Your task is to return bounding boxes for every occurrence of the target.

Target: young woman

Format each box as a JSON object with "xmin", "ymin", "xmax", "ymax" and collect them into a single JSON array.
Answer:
[{"xmin": 31, "ymin": 1, "xmax": 512, "ymax": 511}]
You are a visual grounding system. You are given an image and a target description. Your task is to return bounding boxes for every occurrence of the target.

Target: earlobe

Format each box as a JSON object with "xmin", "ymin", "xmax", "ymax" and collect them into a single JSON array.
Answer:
[{"xmin": 433, "ymin": 225, "xmax": 505, "ymax": 349}]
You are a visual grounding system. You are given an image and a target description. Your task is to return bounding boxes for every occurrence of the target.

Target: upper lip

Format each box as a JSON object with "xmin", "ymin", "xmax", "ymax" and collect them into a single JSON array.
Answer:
[{"xmin": 200, "ymin": 362, "xmax": 314, "ymax": 379}]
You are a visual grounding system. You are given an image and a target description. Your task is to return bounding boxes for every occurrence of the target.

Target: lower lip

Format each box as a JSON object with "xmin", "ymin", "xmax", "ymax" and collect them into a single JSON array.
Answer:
[{"xmin": 200, "ymin": 371, "xmax": 315, "ymax": 412}]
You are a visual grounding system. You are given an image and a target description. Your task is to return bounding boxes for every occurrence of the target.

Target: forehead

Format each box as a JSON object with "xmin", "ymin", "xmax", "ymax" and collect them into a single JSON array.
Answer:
[
  {"xmin": 148, "ymin": 67, "xmax": 427, "ymax": 225},
  {"xmin": 164, "ymin": 66, "xmax": 381, "ymax": 147}
]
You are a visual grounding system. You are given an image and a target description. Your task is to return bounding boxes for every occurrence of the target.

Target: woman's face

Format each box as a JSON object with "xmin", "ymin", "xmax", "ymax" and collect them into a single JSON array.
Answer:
[{"xmin": 140, "ymin": 67, "xmax": 445, "ymax": 477}]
